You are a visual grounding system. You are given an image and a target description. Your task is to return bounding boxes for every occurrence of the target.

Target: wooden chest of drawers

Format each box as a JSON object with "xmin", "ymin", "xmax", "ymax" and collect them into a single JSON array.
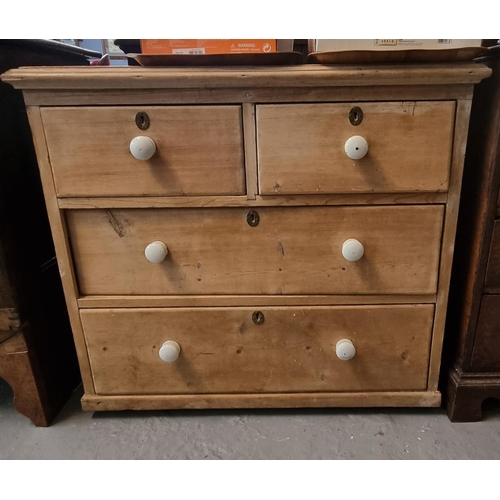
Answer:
[{"xmin": 1, "ymin": 64, "xmax": 490, "ymax": 411}]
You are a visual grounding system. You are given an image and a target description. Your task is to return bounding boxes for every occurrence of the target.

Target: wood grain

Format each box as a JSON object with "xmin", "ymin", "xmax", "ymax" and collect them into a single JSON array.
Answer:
[
  {"xmin": 0, "ymin": 331, "xmax": 49, "ymax": 426},
  {"xmin": 77, "ymin": 294, "xmax": 437, "ymax": 308},
  {"xmin": 0, "ymin": 330, "xmax": 15, "ymax": 344},
  {"xmin": 41, "ymin": 106, "xmax": 245, "ymax": 197},
  {"xmin": 427, "ymin": 99, "xmax": 472, "ymax": 391},
  {"xmin": 57, "ymin": 192, "xmax": 448, "ymax": 209},
  {"xmin": 470, "ymin": 295, "xmax": 500, "ymax": 369},
  {"xmin": 257, "ymin": 101, "xmax": 455, "ymax": 194},
  {"xmin": 67, "ymin": 205, "xmax": 444, "ymax": 296},
  {"xmin": 25, "ymin": 106, "xmax": 95, "ymax": 394},
  {"xmin": 1, "ymin": 64, "xmax": 490, "ymax": 90},
  {"xmin": 81, "ymin": 391, "xmax": 442, "ymax": 411},
  {"xmin": 484, "ymin": 220, "xmax": 500, "ymax": 288},
  {"xmin": 19, "ymin": 85, "xmax": 475, "ymax": 107},
  {"xmin": 81, "ymin": 305, "xmax": 434, "ymax": 395}
]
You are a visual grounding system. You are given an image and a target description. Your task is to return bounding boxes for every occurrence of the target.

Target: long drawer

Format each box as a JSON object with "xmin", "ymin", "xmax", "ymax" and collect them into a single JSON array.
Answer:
[
  {"xmin": 81, "ymin": 305, "xmax": 434, "ymax": 395},
  {"xmin": 41, "ymin": 106, "xmax": 245, "ymax": 197},
  {"xmin": 257, "ymin": 101, "xmax": 455, "ymax": 195},
  {"xmin": 67, "ymin": 205, "xmax": 444, "ymax": 295}
]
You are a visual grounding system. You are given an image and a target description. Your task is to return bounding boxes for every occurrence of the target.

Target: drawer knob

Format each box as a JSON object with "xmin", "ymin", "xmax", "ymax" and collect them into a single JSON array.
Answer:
[
  {"xmin": 130, "ymin": 135, "xmax": 156, "ymax": 160},
  {"xmin": 342, "ymin": 238, "xmax": 364, "ymax": 262},
  {"xmin": 344, "ymin": 135, "xmax": 368, "ymax": 160},
  {"xmin": 145, "ymin": 241, "xmax": 168, "ymax": 263},
  {"xmin": 159, "ymin": 341, "xmax": 181, "ymax": 363},
  {"xmin": 336, "ymin": 339, "xmax": 356, "ymax": 361}
]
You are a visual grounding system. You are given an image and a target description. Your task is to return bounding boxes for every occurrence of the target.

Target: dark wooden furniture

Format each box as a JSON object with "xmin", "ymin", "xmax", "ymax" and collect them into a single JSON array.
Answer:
[
  {"xmin": 444, "ymin": 48, "xmax": 500, "ymax": 421},
  {"xmin": 0, "ymin": 40, "xmax": 100, "ymax": 425}
]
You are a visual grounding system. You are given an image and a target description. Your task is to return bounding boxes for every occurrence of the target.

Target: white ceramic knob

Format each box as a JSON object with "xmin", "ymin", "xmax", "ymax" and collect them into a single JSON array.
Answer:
[
  {"xmin": 336, "ymin": 339, "xmax": 356, "ymax": 361},
  {"xmin": 344, "ymin": 135, "xmax": 369, "ymax": 160},
  {"xmin": 130, "ymin": 136, "xmax": 156, "ymax": 160},
  {"xmin": 145, "ymin": 241, "xmax": 168, "ymax": 263},
  {"xmin": 342, "ymin": 238, "xmax": 364, "ymax": 262},
  {"xmin": 159, "ymin": 341, "xmax": 181, "ymax": 363}
]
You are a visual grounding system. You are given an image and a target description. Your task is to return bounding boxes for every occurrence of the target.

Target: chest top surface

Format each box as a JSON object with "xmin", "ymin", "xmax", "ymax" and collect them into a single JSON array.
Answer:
[{"xmin": 1, "ymin": 63, "xmax": 491, "ymax": 89}]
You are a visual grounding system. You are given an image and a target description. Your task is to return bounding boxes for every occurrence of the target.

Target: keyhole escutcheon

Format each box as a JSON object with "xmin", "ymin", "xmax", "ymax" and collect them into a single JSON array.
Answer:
[
  {"xmin": 246, "ymin": 210, "xmax": 260, "ymax": 227},
  {"xmin": 135, "ymin": 111, "xmax": 150, "ymax": 130},
  {"xmin": 252, "ymin": 311, "xmax": 265, "ymax": 325},
  {"xmin": 348, "ymin": 107, "xmax": 363, "ymax": 126}
]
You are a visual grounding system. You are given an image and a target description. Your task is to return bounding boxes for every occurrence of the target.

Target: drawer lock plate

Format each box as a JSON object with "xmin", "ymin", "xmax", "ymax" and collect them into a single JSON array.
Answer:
[
  {"xmin": 246, "ymin": 210, "xmax": 260, "ymax": 227},
  {"xmin": 252, "ymin": 311, "xmax": 265, "ymax": 325},
  {"xmin": 135, "ymin": 111, "xmax": 150, "ymax": 130},
  {"xmin": 349, "ymin": 107, "xmax": 363, "ymax": 126}
]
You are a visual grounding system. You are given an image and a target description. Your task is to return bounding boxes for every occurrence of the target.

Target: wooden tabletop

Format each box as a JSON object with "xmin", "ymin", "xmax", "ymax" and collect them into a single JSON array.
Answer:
[{"xmin": 0, "ymin": 63, "xmax": 492, "ymax": 90}]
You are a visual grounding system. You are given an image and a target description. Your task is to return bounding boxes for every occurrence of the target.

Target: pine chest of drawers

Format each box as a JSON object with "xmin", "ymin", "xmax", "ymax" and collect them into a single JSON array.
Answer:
[{"xmin": 1, "ymin": 64, "xmax": 490, "ymax": 412}]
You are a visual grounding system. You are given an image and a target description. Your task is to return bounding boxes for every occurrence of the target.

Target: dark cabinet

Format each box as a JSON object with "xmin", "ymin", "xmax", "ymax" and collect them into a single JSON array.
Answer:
[
  {"xmin": 0, "ymin": 40, "xmax": 100, "ymax": 425},
  {"xmin": 444, "ymin": 48, "xmax": 500, "ymax": 421}
]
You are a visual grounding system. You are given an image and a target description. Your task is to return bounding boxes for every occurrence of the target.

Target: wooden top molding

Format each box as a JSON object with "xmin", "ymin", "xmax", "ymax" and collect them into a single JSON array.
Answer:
[{"xmin": 1, "ymin": 63, "xmax": 491, "ymax": 90}]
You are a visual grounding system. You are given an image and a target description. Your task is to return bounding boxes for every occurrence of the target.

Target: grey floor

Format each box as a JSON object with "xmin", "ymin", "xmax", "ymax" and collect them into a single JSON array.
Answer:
[{"xmin": 1, "ymin": 378, "xmax": 500, "ymax": 459}]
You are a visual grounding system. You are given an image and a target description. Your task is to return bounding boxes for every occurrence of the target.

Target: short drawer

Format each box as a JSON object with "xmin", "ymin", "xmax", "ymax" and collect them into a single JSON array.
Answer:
[
  {"xmin": 81, "ymin": 305, "xmax": 434, "ymax": 395},
  {"xmin": 257, "ymin": 101, "xmax": 455, "ymax": 195},
  {"xmin": 41, "ymin": 106, "xmax": 245, "ymax": 197},
  {"xmin": 67, "ymin": 205, "xmax": 444, "ymax": 295}
]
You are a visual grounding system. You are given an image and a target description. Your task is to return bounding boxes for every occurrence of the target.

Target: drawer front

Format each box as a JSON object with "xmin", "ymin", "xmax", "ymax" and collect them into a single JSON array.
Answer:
[
  {"xmin": 81, "ymin": 305, "xmax": 434, "ymax": 395},
  {"xmin": 41, "ymin": 106, "xmax": 245, "ymax": 197},
  {"xmin": 471, "ymin": 295, "xmax": 500, "ymax": 370},
  {"xmin": 257, "ymin": 101, "xmax": 455, "ymax": 195},
  {"xmin": 67, "ymin": 205, "xmax": 444, "ymax": 295},
  {"xmin": 484, "ymin": 220, "xmax": 500, "ymax": 290}
]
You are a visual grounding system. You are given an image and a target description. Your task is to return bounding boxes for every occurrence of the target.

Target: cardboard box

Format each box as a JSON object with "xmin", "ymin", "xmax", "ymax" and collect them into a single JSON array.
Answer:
[
  {"xmin": 311, "ymin": 39, "xmax": 483, "ymax": 52},
  {"xmin": 141, "ymin": 39, "xmax": 290, "ymax": 55}
]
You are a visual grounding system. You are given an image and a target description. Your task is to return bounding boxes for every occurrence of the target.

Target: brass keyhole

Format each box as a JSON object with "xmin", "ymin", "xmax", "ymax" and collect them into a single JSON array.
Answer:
[
  {"xmin": 252, "ymin": 311, "xmax": 265, "ymax": 325},
  {"xmin": 348, "ymin": 107, "xmax": 363, "ymax": 126},
  {"xmin": 135, "ymin": 111, "xmax": 150, "ymax": 130},
  {"xmin": 246, "ymin": 210, "xmax": 260, "ymax": 227}
]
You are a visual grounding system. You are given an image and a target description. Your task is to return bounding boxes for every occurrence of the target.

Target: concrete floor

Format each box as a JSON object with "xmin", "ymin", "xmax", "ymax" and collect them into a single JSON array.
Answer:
[{"xmin": 1, "ymin": 378, "xmax": 500, "ymax": 459}]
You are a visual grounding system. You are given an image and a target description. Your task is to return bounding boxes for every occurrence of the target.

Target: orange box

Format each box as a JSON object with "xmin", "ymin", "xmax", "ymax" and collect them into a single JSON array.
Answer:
[{"xmin": 141, "ymin": 39, "xmax": 278, "ymax": 55}]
